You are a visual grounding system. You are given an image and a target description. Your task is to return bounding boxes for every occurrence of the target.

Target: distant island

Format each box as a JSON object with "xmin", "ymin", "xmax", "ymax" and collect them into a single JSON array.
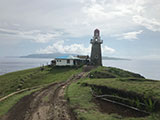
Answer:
[
  {"xmin": 20, "ymin": 53, "xmax": 75, "ymax": 59},
  {"xmin": 20, "ymin": 53, "xmax": 131, "ymax": 61}
]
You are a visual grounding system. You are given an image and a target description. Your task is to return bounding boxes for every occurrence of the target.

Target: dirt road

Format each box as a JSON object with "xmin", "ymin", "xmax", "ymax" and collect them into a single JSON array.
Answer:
[{"xmin": 1, "ymin": 72, "xmax": 87, "ymax": 120}]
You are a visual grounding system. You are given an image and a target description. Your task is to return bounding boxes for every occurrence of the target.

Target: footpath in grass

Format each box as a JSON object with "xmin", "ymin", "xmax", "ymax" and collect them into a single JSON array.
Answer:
[
  {"xmin": 0, "ymin": 88, "xmax": 40, "ymax": 117},
  {"xmin": 66, "ymin": 66, "xmax": 160, "ymax": 120},
  {"xmin": 0, "ymin": 66, "xmax": 82, "ymax": 117}
]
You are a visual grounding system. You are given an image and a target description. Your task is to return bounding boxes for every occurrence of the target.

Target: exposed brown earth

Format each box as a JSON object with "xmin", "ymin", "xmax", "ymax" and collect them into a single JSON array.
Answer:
[
  {"xmin": 0, "ymin": 67, "xmax": 153, "ymax": 120},
  {"xmin": 1, "ymin": 72, "xmax": 87, "ymax": 120},
  {"xmin": 94, "ymin": 99, "xmax": 149, "ymax": 118}
]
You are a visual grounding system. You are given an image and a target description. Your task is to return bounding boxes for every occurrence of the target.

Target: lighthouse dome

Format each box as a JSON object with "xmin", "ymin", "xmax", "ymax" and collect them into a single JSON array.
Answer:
[{"xmin": 94, "ymin": 29, "xmax": 100, "ymax": 36}]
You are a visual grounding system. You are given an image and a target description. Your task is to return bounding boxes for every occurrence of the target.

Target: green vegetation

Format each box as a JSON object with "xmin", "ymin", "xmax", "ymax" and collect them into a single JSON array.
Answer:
[
  {"xmin": 0, "ymin": 88, "xmax": 40, "ymax": 116},
  {"xmin": 0, "ymin": 66, "xmax": 82, "ymax": 117},
  {"xmin": 1, "ymin": 65, "xmax": 160, "ymax": 119},
  {"xmin": 66, "ymin": 81, "xmax": 158, "ymax": 120},
  {"xmin": 83, "ymin": 78, "xmax": 160, "ymax": 99},
  {"xmin": 0, "ymin": 66, "xmax": 82, "ymax": 98},
  {"xmin": 66, "ymin": 82, "xmax": 122, "ymax": 120},
  {"xmin": 85, "ymin": 67, "xmax": 160, "ymax": 113},
  {"xmin": 66, "ymin": 66, "xmax": 160, "ymax": 120},
  {"xmin": 89, "ymin": 66, "xmax": 144, "ymax": 78}
]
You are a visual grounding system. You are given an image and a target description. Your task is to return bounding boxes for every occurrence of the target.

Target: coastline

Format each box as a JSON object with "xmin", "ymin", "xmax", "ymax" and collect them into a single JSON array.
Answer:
[{"xmin": 0, "ymin": 65, "xmax": 160, "ymax": 119}]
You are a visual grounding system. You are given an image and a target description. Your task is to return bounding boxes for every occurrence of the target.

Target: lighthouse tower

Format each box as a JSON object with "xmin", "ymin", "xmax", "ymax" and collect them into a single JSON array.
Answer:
[{"xmin": 90, "ymin": 29, "xmax": 103, "ymax": 66}]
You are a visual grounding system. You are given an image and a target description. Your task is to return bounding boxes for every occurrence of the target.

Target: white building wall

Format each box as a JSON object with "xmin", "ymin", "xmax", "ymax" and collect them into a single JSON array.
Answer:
[{"xmin": 55, "ymin": 59, "xmax": 74, "ymax": 66}]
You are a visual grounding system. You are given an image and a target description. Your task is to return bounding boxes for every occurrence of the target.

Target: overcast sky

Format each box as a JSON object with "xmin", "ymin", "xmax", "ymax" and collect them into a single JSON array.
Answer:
[{"xmin": 0, "ymin": 0, "xmax": 160, "ymax": 59}]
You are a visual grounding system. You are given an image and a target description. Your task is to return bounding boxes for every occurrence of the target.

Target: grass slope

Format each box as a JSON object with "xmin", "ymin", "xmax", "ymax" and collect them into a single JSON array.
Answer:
[
  {"xmin": 0, "ymin": 66, "xmax": 82, "ymax": 117},
  {"xmin": 66, "ymin": 82, "xmax": 121, "ymax": 120},
  {"xmin": 0, "ymin": 88, "xmax": 40, "ymax": 116},
  {"xmin": 0, "ymin": 66, "xmax": 82, "ymax": 98},
  {"xmin": 67, "ymin": 82, "xmax": 160, "ymax": 120},
  {"xmin": 89, "ymin": 66, "xmax": 144, "ymax": 78},
  {"xmin": 66, "ymin": 66, "xmax": 160, "ymax": 120},
  {"xmin": 85, "ymin": 66, "xmax": 160, "ymax": 100},
  {"xmin": 83, "ymin": 78, "xmax": 160, "ymax": 99}
]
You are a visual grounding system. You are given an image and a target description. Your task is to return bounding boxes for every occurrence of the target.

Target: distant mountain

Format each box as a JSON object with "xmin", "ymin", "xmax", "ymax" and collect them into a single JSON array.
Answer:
[
  {"xmin": 20, "ymin": 53, "xmax": 131, "ymax": 60},
  {"xmin": 20, "ymin": 53, "xmax": 76, "ymax": 59}
]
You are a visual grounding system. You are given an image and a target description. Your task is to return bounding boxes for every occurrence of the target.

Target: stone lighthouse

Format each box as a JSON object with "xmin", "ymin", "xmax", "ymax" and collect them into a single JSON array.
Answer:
[{"xmin": 90, "ymin": 29, "xmax": 103, "ymax": 66}]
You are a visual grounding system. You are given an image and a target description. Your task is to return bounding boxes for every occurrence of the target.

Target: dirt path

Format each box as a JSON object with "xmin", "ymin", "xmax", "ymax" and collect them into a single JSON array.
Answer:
[{"xmin": 1, "ymin": 72, "xmax": 87, "ymax": 120}]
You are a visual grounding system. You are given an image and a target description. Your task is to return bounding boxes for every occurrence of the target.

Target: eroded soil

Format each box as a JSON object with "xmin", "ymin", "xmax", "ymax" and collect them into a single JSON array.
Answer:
[
  {"xmin": 0, "ymin": 68, "xmax": 152, "ymax": 120},
  {"xmin": 94, "ymin": 99, "xmax": 149, "ymax": 118},
  {"xmin": 1, "ymin": 72, "xmax": 87, "ymax": 120}
]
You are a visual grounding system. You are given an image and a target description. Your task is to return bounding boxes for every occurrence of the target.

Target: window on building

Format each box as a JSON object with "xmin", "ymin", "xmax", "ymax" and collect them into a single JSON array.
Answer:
[
  {"xmin": 57, "ymin": 60, "xmax": 61, "ymax": 62},
  {"xmin": 67, "ymin": 59, "xmax": 70, "ymax": 64}
]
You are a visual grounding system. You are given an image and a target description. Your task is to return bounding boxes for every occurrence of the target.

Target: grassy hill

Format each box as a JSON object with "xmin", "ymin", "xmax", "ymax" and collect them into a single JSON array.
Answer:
[
  {"xmin": 66, "ymin": 66, "xmax": 160, "ymax": 120},
  {"xmin": 1, "ymin": 65, "xmax": 160, "ymax": 120},
  {"xmin": 0, "ymin": 66, "xmax": 82, "ymax": 98},
  {"xmin": 0, "ymin": 66, "xmax": 82, "ymax": 116}
]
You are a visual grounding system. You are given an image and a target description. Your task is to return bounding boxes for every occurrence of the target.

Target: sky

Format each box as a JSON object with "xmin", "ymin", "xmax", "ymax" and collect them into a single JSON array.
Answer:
[{"xmin": 0, "ymin": 0, "xmax": 160, "ymax": 60}]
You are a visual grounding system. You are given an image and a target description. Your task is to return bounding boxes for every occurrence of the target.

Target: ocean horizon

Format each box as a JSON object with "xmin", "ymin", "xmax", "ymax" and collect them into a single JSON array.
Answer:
[{"xmin": 0, "ymin": 57, "xmax": 159, "ymax": 80}]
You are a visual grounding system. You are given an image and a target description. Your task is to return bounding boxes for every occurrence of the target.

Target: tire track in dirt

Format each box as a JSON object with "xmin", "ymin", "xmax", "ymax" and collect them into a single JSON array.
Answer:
[{"xmin": 1, "ymin": 72, "xmax": 87, "ymax": 120}]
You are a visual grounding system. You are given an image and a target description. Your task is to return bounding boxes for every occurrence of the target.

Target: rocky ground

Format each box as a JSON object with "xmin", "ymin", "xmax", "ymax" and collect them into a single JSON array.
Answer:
[{"xmin": 1, "ymin": 72, "xmax": 87, "ymax": 120}]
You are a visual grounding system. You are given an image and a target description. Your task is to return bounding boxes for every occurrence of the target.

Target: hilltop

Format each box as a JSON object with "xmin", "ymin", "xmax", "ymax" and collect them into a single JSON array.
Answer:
[
  {"xmin": 66, "ymin": 66, "xmax": 160, "ymax": 120},
  {"xmin": 0, "ymin": 66, "xmax": 160, "ymax": 120}
]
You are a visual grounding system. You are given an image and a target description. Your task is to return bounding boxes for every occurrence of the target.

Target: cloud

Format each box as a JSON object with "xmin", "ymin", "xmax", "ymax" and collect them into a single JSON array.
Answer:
[
  {"xmin": 0, "ymin": 0, "xmax": 160, "ymax": 38},
  {"xmin": 37, "ymin": 41, "xmax": 90, "ymax": 54},
  {"xmin": 133, "ymin": 15, "xmax": 160, "ymax": 32},
  {"xmin": 115, "ymin": 30, "xmax": 143, "ymax": 40},
  {"xmin": 0, "ymin": 0, "xmax": 160, "ymax": 57},
  {"xmin": 0, "ymin": 28, "xmax": 62, "ymax": 43},
  {"xmin": 0, "ymin": 28, "xmax": 20, "ymax": 35},
  {"xmin": 60, "ymin": 0, "xmax": 160, "ymax": 37},
  {"xmin": 30, "ymin": 32, "xmax": 62, "ymax": 43},
  {"xmin": 77, "ymin": 0, "xmax": 145, "ymax": 34},
  {"xmin": 102, "ymin": 46, "xmax": 115, "ymax": 54},
  {"xmin": 37, "ymin": 40, "xmax": 115, "ymax": 55}
]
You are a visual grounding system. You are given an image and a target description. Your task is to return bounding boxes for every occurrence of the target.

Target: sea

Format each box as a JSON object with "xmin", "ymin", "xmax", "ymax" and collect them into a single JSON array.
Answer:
[{"xmin": 0, "ymin": 58, "xmax": 159, "ymax": 80}]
